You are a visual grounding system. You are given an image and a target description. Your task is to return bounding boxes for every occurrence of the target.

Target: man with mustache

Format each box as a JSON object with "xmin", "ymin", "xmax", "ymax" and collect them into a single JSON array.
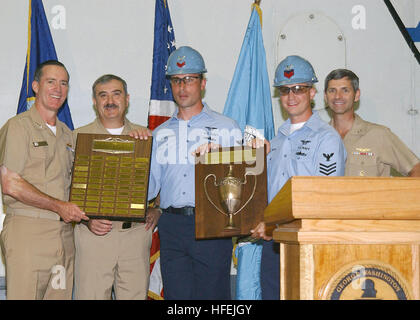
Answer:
[
  {"xmin": 325, "ymin": 68, "xmax": 420, "ymax": 177},
  {"xmin": 73, "ymin": 74, "xmax": 158, "ymax": 299},
  {"xmin": 0, "ymin": 60, "xmax": 89, "ymax": 299}
]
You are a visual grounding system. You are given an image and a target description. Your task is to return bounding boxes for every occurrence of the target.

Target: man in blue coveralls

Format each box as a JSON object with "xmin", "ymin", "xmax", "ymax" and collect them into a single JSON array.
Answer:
[
  {"xmin": 146, "ymin": 46, "xmax": 242, "ymax": 299},
  {"xmin": 251, "ymin": 55, "xmax": 347, "ymax": 299}
]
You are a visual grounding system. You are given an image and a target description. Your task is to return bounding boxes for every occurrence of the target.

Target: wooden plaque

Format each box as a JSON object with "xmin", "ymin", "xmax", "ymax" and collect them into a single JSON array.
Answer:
[
  {"xmin": 195, "ymin": 146, "xmax": 267, "ymax": 239},
  {"xmin": 69, "ymin": 133, "xmax": 152, "ymax": 222}
]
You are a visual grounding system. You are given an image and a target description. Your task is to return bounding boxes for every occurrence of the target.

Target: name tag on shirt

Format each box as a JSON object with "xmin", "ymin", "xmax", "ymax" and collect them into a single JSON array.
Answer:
[{"xmin": 33, "ymin": 141, "xmax": 48, "ymax": 147}]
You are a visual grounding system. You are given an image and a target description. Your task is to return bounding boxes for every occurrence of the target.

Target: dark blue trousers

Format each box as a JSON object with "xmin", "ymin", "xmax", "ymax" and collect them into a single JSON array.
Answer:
[
  {"xmin": 260, "ymin": 240, "xmax": 280, "ymax": 300},
  {"xmin": 158, "ymin": 213, "xmax": 232, "ymax": 300}
]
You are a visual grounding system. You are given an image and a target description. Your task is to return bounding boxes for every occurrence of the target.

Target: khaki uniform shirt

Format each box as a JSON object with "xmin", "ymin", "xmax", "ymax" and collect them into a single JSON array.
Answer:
[
  {"xmin": 0, "ymin": 106, "xmax": 74, "ymax": 220},
  {"xmin": 73, "ymin": 117, "xmax": 145, "ymax": 138},
  {"xmin": 331, "ymin": 114, "xmax": 419, "ymax": 177}
]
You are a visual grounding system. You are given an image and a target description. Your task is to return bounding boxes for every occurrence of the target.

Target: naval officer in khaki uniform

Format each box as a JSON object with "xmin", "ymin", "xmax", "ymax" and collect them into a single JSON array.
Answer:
[
  {"xmin": 0, "ymin": 60, "xmax": 89, "ymax": 300},
  {"xmin": 73, "ymin": 74, "xmax": 159, "ymax": 300},
  {"xmin": 325, "ymin": 69, "xmax": 420, "ymax": 177}
]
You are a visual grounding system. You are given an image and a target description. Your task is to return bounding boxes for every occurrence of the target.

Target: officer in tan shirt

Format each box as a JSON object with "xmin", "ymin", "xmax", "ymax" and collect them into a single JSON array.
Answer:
[
  {"xmin": 325, "ymin": 69, "xmax": 420, "ymax": 177},
  {"xmin": 0, "ymin": 60, "xmax": 89, "ymax": 300},
  {"xmin": 73, "ymin": 74, "xmax": 159, "ymax": 300}
]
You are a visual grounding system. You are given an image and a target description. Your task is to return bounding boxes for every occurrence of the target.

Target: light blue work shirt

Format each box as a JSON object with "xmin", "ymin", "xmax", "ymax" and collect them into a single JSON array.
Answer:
[
  {"xmin": 148, "ymin": 103, "xmax": 242, "ymax": 209},
  {"xmin": 267, "ymin": 111, "xmax": 347, "ymax": 202}
]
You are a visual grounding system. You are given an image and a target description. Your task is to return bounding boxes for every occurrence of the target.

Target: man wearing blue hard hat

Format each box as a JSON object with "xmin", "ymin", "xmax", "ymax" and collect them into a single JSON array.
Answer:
[
  {"xmin": 251, "ymin": 55, "xmax": 347, "ymax": 299},
  {"xmin": 146, "ymin": 46, "xmax": 242, "ymax": 299}
]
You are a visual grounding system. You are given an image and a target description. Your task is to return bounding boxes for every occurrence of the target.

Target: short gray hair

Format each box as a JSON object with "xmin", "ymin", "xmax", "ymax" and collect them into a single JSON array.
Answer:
[
  {"xmin": 92, "ymin": 74, "xmax": 128, "ymax": 97},
  {"xmin": 324, "ymin": 69, "xmax": 359, "ymax": 92}
]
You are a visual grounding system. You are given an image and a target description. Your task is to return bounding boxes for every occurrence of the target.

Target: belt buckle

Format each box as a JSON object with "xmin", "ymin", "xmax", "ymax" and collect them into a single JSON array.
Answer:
[
  {"xmin": 184, "ymin": 207, "xmax": 194, "ymax": 216},
  {"xmin": 122, "ymin": 222, "xmax": 132, "ymax": 229}
]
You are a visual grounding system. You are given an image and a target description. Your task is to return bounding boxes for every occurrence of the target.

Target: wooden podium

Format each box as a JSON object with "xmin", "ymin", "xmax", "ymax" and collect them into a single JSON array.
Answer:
[{"xmin": 264, "ymin": 176, "xmax": 420, "ymax": 300}]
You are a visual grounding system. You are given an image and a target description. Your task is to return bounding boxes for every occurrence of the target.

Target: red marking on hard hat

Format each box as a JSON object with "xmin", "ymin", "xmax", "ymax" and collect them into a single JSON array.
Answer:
[
  {"xmin": 284, "ymin": 70, "xmax": 294, "ymax": 79},
  {"xmin": 177, "ymin": 62, "xmax": 186, "ymax": 68}
]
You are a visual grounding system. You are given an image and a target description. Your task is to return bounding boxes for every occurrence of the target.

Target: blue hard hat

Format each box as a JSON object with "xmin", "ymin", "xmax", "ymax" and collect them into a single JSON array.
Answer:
[
  {"xmin": 166, "ymin": 46, "xmax": 207, "ymax": 76},
  {"xmin": 273, "ymin": 55, "xmax": 318, "ymax": 86}
]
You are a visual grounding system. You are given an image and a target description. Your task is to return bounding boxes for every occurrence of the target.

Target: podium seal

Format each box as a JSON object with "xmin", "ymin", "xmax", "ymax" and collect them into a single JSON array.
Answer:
[{"xmin": 322, "ymin": 261, "xmax": 412, "ymax": 300}]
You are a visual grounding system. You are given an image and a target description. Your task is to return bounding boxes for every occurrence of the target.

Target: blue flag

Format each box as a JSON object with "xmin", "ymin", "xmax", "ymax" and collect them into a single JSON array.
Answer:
[
  {"xmin": 407, "ymin": 22, "xmax": 420, "ymax": 42},
  {"xmin": 17, "ymin": 0, "xmax": 74, "ymax": 130},
  {"xmin": 223, "ymin": 5, "xmax": 274, "ymax": 142},
  {"xmin": 223, "ymin": 4, "xmax": 274, "ymax": 301},
  {"xmin": 148, "ymin": 0, "xmax": 176, "ymax": 130},
  {"xmin": 234, "ymin": 240, "xmax": 263, "ymax": 300}
]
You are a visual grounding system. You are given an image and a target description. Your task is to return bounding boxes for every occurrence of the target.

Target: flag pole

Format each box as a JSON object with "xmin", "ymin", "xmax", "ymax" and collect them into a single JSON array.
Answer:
[{"xmin": 252, "ymin": 0, "xmax": 262, "ymax": 26}]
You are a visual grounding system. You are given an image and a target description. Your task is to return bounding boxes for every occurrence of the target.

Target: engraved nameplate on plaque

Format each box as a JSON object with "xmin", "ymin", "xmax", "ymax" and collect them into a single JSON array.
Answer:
[{"xmin": 70, "ymin": 133, "xmax": 152, "ymax": 222}]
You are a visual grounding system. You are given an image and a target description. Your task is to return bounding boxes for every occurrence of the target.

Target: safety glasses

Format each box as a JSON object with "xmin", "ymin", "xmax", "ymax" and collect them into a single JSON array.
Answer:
[{"xmin": 278, "ymin": 85, "xmax": 312, "ymax": 96}]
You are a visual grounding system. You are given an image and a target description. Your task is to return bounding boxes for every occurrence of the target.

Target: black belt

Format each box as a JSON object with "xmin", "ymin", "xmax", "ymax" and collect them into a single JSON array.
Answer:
[{"xmin": 163, "ymin": 206, "xmax": 195, "ymax": 216}]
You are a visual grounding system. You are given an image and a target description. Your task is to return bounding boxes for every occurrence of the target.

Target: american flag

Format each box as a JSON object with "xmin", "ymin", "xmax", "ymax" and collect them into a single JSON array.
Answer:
[
  {"xmin": 147, "ymin": 0, "xmax": 177, "ymax": 300},
  {"xmin": 148, "ymin": 0, "xmax": 176, "ymax": 130}
]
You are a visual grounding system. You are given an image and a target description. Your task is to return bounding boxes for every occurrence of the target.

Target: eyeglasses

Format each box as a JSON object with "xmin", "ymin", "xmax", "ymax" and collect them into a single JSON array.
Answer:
[
  {"xmin": 170, "ymin": 76, "xmax": 201, "ymax": 86},
  {"xmin": 278, "ymin": 85, "xmax": 312, "ymax": 96}
]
